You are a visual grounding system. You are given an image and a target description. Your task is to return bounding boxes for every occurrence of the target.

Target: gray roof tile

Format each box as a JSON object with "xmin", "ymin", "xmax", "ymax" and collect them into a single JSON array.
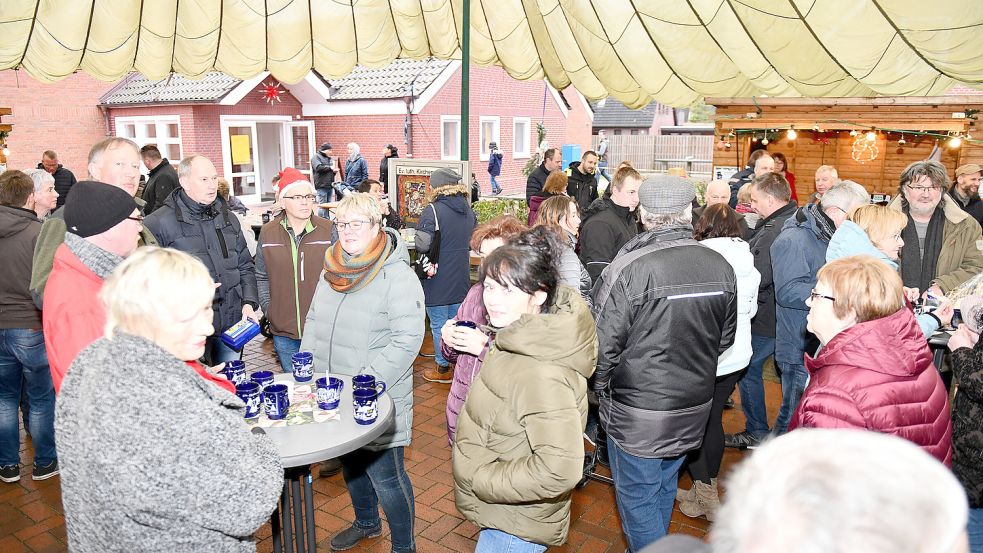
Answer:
[
  {"xmin": 591, "ymin": 98, "xmax": 658, "ymax": 128},
  {"xmin": 100, "ymin": 72, "xmax": 241, "ymax": 105},
  {"xmin": 328, "ymin": 59, "xmax": 452, "ymax": 100}
]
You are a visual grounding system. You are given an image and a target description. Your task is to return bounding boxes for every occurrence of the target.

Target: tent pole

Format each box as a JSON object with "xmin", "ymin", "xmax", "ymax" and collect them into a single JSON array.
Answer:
[{"xmin": 460, "ymin": 0, "xmax": 470, "ymax": 162}]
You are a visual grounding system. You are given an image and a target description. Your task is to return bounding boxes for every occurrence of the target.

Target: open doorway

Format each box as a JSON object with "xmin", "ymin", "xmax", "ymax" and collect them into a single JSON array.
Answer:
[{"xmin": 220, "ymin": 116, "xmax": 315, "ymax": 205}]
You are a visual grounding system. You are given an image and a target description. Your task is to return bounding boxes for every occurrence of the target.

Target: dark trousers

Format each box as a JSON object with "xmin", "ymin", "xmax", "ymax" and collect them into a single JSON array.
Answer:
[
  {"xmin": 340, "ymin": 447, "xmax": 416, "ymax": 552},
  {"xmin": 687, "ymin": 370, "xmax": 744, "ymax": 483}
]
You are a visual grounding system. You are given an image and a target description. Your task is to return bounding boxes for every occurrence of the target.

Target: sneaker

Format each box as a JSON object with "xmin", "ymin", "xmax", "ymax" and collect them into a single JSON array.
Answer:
[
  {"xmin": 422, "ymin": 366, "xmax": 452, "ymax": 384},
  {"xmin": 330, "ymin": 522, "xmax": 383, "ymax": 551},
  {"xmin": 32, "ymin": 461, "xmax": 58, "ymax": 481},
  {"xmin": 0, "ymin": 464, "xmax": 19, "ymax": 483},
  {"xmin": 724, "ymin": 430, "xmax": 763, "ymax": 449}
]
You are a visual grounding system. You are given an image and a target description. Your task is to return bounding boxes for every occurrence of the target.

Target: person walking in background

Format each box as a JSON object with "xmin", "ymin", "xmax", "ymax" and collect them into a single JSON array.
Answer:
[
  {"xmin": 595, "ymin": 131, "xmax": 611, "ymax": 187},
  {"xmin": 0, "ymin": 170, "xmax": 58, "ymax": 483},
  {"xmin": 771, "ymin": 152, "xmax": 798, "ymax": 205},
  {"xmin": 487, "ymin": 142, "xmax": 503, "ymax": 195},
  {"xmin": 139, "ymin": 145, "xmax": 180, "ymax": 215},
  {"xmin": 24, "ymin": 169, "xmax": 58, "ymax": 220},
  {"xmin": 342, "ymin": 142, "xmax": 369, "ymax": 197},
  {"xmin": 416, "ymin": 168, "xmax": 478, "ymax": 384},
  {"xmin": 38, "ymin": 150, "xmax": 76, "ymax": 209},
  {"xmin": 379, "ymin": 144, "xmax": 399, "ymax": 193}
]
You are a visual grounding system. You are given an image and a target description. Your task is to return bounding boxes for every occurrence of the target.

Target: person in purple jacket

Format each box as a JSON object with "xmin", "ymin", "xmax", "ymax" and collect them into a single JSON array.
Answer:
[{"xmin": 441, "ymin": 215, "xmax": 526, "ymax": 444}]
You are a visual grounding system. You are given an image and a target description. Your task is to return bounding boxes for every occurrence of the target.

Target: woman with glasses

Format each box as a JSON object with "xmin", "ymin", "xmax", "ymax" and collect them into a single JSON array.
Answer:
[
  {"xmin": 255, "ymin": 168, "xmax": 336, "ymax": 372},
  {"xmin": 299, "ymin": 193, "xmax": 424, "ymax": 553},
  {"xmin": 789, "ymin": 255, "xmax": 952, "ymax": 465}
]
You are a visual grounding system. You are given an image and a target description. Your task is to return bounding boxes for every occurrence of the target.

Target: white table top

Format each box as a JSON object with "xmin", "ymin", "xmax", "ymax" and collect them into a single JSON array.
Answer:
[{"xmin": 262, "ymin": 373, "xmax": 394, "ymax": 468}]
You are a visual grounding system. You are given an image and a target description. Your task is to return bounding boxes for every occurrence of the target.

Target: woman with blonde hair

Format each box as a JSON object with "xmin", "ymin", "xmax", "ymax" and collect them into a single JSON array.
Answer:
[
  {"xmin": 528, "ymin": 171, "xmax": 568, "ymax": 225},
  {"xmin": 534, "ymin": 195, "xmax": 591, "ymax": 305},
  {"xmin": 56, "ymin": 247, "xmax": 282, "ymax": 551}
]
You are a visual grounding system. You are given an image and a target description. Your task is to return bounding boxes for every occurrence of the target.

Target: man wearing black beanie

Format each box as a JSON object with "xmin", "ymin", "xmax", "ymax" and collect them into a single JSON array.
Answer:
[{"xmin": 43, "ymin": 180, "xmax": 143, "ymax": 393}]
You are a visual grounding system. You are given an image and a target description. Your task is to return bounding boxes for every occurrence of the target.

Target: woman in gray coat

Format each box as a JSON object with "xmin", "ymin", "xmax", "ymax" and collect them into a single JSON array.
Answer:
[
  {"xmin": 56, "ymin": 247, "xmax": 283, "ymax": 552},
  {"xmin": 300, "ymin": 193, "xmax": 425, "ymax": 553}
]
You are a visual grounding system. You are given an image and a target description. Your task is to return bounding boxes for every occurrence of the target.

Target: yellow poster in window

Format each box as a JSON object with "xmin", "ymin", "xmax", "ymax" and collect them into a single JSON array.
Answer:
[{"xmin": 231, "ymin": 135, "xmax": 251, "ymax": 165}]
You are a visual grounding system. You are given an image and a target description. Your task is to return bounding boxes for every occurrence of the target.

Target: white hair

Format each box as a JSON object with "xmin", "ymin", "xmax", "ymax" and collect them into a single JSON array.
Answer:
[
  {"xmin": 24, "ymin": 168, "xmax": 54, "ymax": 194},
  {"xmin": 638, "ymin": 204, "xmax": 692, "ymax": 230},
  {"xmin": 821, "ymin": 180, "xmax": 870, "ymax": 214},
  {"xmin": 712, "ymin": 429, "xmax": 968, "ymax": 553},
  {"xmin": 347, "ymin": 142, "xmax": 360, "ymax": 157},
  {"xmin": 816, "ymin": 165, "xmax": 839, "ymax": 179}
]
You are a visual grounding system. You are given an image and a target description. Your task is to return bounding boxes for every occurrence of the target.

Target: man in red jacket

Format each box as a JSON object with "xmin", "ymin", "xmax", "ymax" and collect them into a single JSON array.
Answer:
[{"xmin": 43, "ymin": 181, "xmax": 142, "ymax": 392}]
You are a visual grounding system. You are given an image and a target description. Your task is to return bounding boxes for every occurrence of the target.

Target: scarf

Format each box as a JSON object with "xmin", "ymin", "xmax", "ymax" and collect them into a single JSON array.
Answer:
[
  {"xmin": 806, "ymin": 203, "xmax": 837, "ymax": 242},
  {"xmin": 322, "ymin": 230, "xmax": 393, "ymax": 293},
  {"xmin": 899, "ymin": 206, "xmax": 944, "ymax": 293},
  {"xmin": 64, "ymin": 231, "xmax": 124, "ymax": 279}
]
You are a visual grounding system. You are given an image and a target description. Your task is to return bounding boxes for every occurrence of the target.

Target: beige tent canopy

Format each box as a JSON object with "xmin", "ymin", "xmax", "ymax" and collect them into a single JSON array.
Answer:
[{"xmin": 1, "ymin": 0, "xmax": 981, "ymax": 107}]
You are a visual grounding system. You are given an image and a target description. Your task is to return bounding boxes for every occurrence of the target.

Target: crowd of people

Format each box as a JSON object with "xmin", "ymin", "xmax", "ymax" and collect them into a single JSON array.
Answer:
[{"xmin": 2, "ymin": 134, "xmax": 983, "ymax": 553}]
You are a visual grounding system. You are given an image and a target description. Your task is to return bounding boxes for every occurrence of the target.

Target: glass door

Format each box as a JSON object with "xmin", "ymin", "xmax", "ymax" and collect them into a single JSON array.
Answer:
[
  {"xmin": 225, "ymin": 123, "xmax": 260, "ymax": 203},
  {"xmin": 284, "ymin": 121, "xmax": 315, "ymax": 178}
]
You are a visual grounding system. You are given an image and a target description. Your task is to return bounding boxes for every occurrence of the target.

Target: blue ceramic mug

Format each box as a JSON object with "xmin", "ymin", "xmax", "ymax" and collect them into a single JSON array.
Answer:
[
  {"xmin": 353, "ymin": 387, "xmax": 379, "ymax": 425},
  {"xmin": 291, "ymin": 352, "xmax": 314, "ymax": 382},
  {"xmin": 221, "ymin": 359, "xmax": 248, "ymax": 386},
  {"xmin": 315, "ymin": 376, "xmax": 344, "ymax": 410},
  {"xmin": 352, "ymin": 373, "xmax": 386, "ymax": 395},
  {"xmin": 263, "ymin": 383, "xmax": 291, "ymax": 420},
  {"xmin": 250, "ymin": 370, "xmax": 275, "ymax": 390},
  {"xmin": 235, "ymin": 381, "xmax": 262, "ymax": 419}
]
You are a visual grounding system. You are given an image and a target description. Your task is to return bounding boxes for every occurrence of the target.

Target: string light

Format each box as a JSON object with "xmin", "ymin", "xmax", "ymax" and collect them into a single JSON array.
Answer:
[
  {"xmin": 1, "ymin": 147, "xmax": 8, "ymax": 157},
  {"xmin": 787, "ymin": 127, "xmax": 797, "ymax": 140},
  {"xmin": 866, "ymin": 130, "xmax": 877, "ymax": 142},
  {"xmin": 898, "ymin": 134, "xmax": 906, "ymax": 146},
  {"xmin": 949, "ymin": 135, "xmax": 963, "ymax": 148},
  {"xmin": 850, "ymin": 129, "xmax": 858, "ymax": 137}
]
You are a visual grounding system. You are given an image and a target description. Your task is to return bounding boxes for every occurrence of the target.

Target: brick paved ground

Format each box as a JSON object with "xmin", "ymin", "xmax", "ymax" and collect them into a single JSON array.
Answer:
[{"xmin": 1, "ymin": 334, "xmax": 781, "ymax": 552}]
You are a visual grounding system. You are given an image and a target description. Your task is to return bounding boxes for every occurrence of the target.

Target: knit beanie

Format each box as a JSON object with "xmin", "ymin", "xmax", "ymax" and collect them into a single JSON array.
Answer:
[
  {"xmin": 64, "ymin": 181, "xmax": 138, "ymax": 238},
  {"xmin": 275, "ymin": 168, "xmax": 314, "ymax": 199}
]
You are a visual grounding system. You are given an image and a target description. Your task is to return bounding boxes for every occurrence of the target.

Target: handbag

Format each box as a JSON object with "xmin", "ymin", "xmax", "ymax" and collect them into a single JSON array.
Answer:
[{"xmin": 413, "ymin": 204, "xmax": 440, "ymax": 279}]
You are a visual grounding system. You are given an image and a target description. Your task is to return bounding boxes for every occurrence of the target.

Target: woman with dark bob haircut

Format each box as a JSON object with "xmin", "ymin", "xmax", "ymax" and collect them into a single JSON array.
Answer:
[
  {"xmin": 452, "ymin": 226, "xmax": 598, "ymax": 552},
  {"xmin": 677, "ymin": 204, "xmax": 761, "ymax": 521}
]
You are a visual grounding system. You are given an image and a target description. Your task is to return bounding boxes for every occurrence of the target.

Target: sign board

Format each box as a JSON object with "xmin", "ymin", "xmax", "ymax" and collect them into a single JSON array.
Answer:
[
  {"xmin": 712, "ymin": 165, "xmax": 740, "ymax": 181},
  {"xmin": 390, "ymin": 159, "xmax": 469, "ymax": 226}
]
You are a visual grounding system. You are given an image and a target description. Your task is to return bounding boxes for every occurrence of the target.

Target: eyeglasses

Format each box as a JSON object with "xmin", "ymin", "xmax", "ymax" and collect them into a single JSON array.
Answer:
[
  {"xmin": 126, "ymin": 215, "xmax": 144, "ymax": 222},
  {"xmin": 809, "ymin": 290, "xmax": 836, "ymax": 303},
  {"xmin": 335, "ymin": 220, "xmax": 371, "ymax": 231},
  {"xmin": 905, "ymin": 184, "xmax": 943, "ymax": 194},
  {"xmin": 283, "ymin": 194, "xmax": 317, "ymax": 202}
]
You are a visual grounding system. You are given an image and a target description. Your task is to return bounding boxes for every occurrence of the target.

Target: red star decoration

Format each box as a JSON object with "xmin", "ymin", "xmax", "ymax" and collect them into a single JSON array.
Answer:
[{"xmin": 261, "ymin": 81, "xmax": 284, "ymax": 105}]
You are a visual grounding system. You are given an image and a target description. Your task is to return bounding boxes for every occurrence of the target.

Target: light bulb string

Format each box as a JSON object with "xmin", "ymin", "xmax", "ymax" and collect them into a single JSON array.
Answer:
[{"xmin": 716, "ymin": 117, "xmax": 978, "ymax": 147}]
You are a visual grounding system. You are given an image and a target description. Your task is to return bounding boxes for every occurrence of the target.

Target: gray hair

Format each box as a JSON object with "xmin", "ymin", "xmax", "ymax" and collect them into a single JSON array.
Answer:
[
  {"xmin": 712, "ymin": 429, "xmax": 968, "ymax": 553},
  {"xmin": 900, "ymin": 160, "xmax": 950, "ymax": 196},
  {"xmin": 177, "ymin": 154, "xmax": 205, "ymax": 179},
  {"xmin": 88, "ymin": 137, "xmax": 139, "ymax": 167},
  {"xmin": 24, "ymin": 168, "xmax": 54, "ymax": 194},
  {"xmin": 638, "ymin": 204, "xmax": 692, "ymax": 231},
  {"xmin": 821, "ymin": 180, "xmax": 869, "ymax": 214},
  {"xmin": 816, "ymin": 165, "xmax": 839, "ymax": 179},
  {"xmin": 347, "ymin": 142, "xmax": 360, "ymax": 156}
]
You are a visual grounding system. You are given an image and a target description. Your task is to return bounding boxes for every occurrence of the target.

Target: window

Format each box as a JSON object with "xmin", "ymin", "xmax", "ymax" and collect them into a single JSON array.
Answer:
[
  {"xmin": 513, "ymin": 117, "xmax": 531, "ymax": 159},
  {"xmin": 479, "ymin": 116, "xmax": 500, "ymax": 161},
  {"xmin": 115, "ymin": 116, "xmax": 183, "ymax": 169},
  {"xmin": 441, "ymin": 116, "xmax": 460, "ymax": 160}
]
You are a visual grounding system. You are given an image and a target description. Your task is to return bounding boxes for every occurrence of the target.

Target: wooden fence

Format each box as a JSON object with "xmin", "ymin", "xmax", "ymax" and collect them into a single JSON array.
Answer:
[{"xmin": 592, "ymin": 135, "xmax": 714, "ymax": 179}]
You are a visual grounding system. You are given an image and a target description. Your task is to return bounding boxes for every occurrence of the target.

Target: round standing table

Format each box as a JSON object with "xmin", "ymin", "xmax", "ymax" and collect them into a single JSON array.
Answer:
[{"xmin": 262, "ymin": 373, "xmax": 394, "ymax": 553}]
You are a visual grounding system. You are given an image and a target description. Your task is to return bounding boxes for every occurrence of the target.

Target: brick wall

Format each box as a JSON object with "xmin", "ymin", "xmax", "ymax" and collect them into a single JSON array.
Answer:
[{"xmin": 0, "ymin": 71, "xmax": 112, "ymax": 176}]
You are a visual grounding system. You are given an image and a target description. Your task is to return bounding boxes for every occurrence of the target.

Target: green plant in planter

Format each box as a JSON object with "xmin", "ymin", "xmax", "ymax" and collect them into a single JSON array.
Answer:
[
  {"xmin": 693, "ymin": 179, "xmax": 708, "ymax": 206},
  {"xmin": 472, "ymin": 198, "xmax": 529, "ymax": 224}
]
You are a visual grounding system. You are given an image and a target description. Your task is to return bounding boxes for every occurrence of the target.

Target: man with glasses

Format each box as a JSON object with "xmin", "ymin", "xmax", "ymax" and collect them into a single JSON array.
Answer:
[
  {"xmin": 888, "ymin": 160, "xmax": 983, "ymax": 298},
  {"xmin": 145, "ymin": 155, "xmax": 261, "ymax": 365}
]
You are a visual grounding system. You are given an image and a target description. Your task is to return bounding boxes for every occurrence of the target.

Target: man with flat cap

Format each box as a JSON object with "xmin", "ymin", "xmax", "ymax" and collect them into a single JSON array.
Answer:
[
  {"xmin": 591, "ymin": 174, "xmax": 737, "ymax": 551},
  {"xmin": 43, "ymin": 181, "xmax": 144, "ymax": 392},
  {"xmin": 950, "ymin": 163, "xmax": 983, "ymax": 227}
]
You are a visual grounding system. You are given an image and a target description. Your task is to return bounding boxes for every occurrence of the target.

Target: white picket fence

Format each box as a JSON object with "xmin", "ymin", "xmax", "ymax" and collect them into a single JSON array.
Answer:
[{"xmin": 592, "ymin": 135, "xmax": 714, "ymax": 179}]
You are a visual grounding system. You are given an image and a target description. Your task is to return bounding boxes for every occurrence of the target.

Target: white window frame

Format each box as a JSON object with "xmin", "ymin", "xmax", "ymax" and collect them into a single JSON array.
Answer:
[
  {"xmin": 440, "ymin": 115, "xmax": 461, "ymax": 160},
  {"xmin": 513, "ymin": 117, "xmax": 531, "ymax": 159},
  {"xmin": 478, "ymin": 116, "xmax": 501, "ymax": 161},
  {"xmin": 114, "ymin": 115, "xmax": 183, "ymax": 171}
]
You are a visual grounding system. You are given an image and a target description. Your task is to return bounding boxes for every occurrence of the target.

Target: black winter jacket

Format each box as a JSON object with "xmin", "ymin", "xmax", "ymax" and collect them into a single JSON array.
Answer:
[
  {"xmin": 525, "ymin": 163, "xmax": 550, "ymax": 205},
  {"xmin": 380, "ymin": 152, "xmax": 398, "ymax": 192},
  {"xmin": 748, "ymin": 202, "xmax": 796, "ymax": 337},
  {"xmin": 144, "ymin": 190, "xmax": 259, "ymax": 333},
  {"xmin": 566, "ymin": 161, "xmax": 597, "ymax": 212},
  {"xmin": 37, "ymin": 164, "xmax": 77, "ymax": 209},
  {"xmin": 951, "ymin": 338, "xmax": 983, "ymax": 507},
  {"xmin": 949, "ymin": 188, "xmax": 983, "ymax": 229},
  {"xmin": 141, "ymin": 159, "xmax": 180, "ymax": 215},
  {"xmin": 726, "ymin": 166, "xmax": 754, "ymax": 208},
  {"xmin": 310, "ymin": 152, "xmax": 336, "ymax": 189},
  {"xmin": 591, "ymin": 227, "xmax": 737, "ymax": 457},
  {"xmin": 579, "ymin": 197, "xmax": 639, "ymax": 282}
]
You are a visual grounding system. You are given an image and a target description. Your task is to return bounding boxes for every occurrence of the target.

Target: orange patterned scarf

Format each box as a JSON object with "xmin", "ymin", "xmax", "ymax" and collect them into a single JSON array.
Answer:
[{"xmin": 322, "ymin": 231, "xmax": 392, "ymax": 293}]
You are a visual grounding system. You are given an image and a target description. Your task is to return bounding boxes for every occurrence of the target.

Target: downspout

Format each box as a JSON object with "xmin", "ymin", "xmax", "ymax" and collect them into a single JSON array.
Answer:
[{"xmin": 98, "ymin": 104, "xmax": 111, "ymax": 136}]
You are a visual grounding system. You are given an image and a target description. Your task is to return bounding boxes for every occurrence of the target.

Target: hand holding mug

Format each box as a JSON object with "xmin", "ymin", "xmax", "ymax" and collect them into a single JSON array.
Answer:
[{"xmin": 447, "ymin": 324, "xmax": 489, "ymax": 356}]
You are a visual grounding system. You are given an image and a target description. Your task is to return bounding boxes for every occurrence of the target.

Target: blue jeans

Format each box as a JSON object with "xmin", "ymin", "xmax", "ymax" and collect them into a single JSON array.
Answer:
[
  {"xmin": 607, "ymin": 436, "xmax": 686, "ymax": 552},
  {"xmin": 316, "ymin": 188, "xmax": 332, "ymax": 218},
  {"xmin": 426, "ymin": 303, "xmax": 461, "ymax": 368},
  {"xmin": 205, "ymin": 336, "xmax": 240, "ymax": 366},
  {"xmin": 0, "ymin": 329, "xmax": 56, "ymax": 466},
  {"xmin": 970, "ymin": 508, "xmax": 983, "ymax": 553},
  {"xmin": 774, "ymin": 362, "xmax": 808, "ymax": 435},
  {"xmin": 340, "ymin": 447, "xmax": 415, "ymax": 552},
  {"xmin": 596, "ymin": 161, "xmax": 611, "ymax": 186},
  {"xmin": 737, "ymin": 333, "xmax": 775, "ymax": 437},
  {"xmin": 489, "ymin": 175, "xmax": 501, "ymax": 193},
  {"xmin": 272, "ymin": 335, "xmax": 302, "ymax": 373},
  {"xmin": 475, "ymin": 529, "xmax": 546, "ymax": 553}
]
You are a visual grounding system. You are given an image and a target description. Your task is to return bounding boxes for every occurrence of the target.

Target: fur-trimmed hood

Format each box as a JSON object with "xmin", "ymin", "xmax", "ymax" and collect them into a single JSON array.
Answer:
[{"xmin": 425, "ymin": 183, "xmax": 471, "ymax": 207}]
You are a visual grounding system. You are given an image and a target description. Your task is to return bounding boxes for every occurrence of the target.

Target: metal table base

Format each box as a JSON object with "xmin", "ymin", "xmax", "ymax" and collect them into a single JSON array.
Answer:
[{"xmin": 272, "ymin": 465, "xmax": 317, "ymax": 553}]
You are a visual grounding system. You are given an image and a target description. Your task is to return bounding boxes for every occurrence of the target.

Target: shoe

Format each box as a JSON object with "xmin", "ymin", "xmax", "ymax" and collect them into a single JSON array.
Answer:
[
  {"xmin": 0, "ymin": 464, "xmax": 19, "ymax": 483},
  {"xmin": 32, "ymin": 461, "xmax": 58, "ymax": 481},
  {"xmin": 596, "ymin": 443, "xmax": 610, "ymax": 467},
  {"xmin": 724, "ymin": 430, "xmax": 763, "ymax": 449},
  {"xmin": 676, "ymin": 485, "xmax": 694, "ymax": 503},
  {"xmin": 319, "ymin": 458, "xmax": 342, "ymax": 478},
  {"xmin": 330, "ymin": 523, "xmax": 383, "ymax": 551},
  {"xmin": 422, "ymin": 366, "xmax": 452, "ymax": 384},
  {"xmin": 678, "ymin": 479, "xmax": 720, "ymax": 521}
]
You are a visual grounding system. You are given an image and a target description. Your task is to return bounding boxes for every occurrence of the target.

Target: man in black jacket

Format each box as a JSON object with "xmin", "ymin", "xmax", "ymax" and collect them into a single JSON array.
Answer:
[
  {"xmin": 144, "ymin": 155, "xmax": 261, "ymax": 365},
  {"xmin": 311, "ymin": 143, "xmax": 337, "ymax": 213},
  {"xmin": 38, "ymin": 150, "xmax": 76, "ymax": 209},
  {"xmin": 567, "ymin": 150, "xmax": 599, "ymax": 212},
  {"xmin": 725, "ymin": 172, "xmax": 796, "ymax": 450},
  {"xmin": 950, "ymin": 163, "xmax": 983, "ymax": 227},
  {"xmin": 379, "ymin": 144, "xmax": 398, "ymax": 192},
  {"xmin": 139, "ymin": 145, "xmax": 180, "ymax": 215},
  {"xmin": 525, "ymin": 147, "xmax": 562, "ymax": 204},
  {"xmin": 579, "ymin": 165, "xmax": 642, "ymax": 282},
  {"xmin": 592, "ymin": 174, "xmax": 737, "ymax": 551}
]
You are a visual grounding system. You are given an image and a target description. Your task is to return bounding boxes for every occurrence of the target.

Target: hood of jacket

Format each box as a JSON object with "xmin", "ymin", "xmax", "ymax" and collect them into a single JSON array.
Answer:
[
  {"xmin": 380, "ymin": 226, "xmax": 410, "ymax": 267},
  {"xmin": 808, "ymin": 307, "xmax": 929, "ymax": 378},
  {"xmin": 826, "ymin": 220, "xmax": 898, "ymax": 268},
  {"xmin": 0, "ymin": 205, "xmax": 39, "ymax": 238},
  {"xmin": 493, "ymin": 286, "xmax": 598, "ymax": 379},
  {"xmin": 426, "ymin": 184, "xmax": 472, "ymax": 213},
  {"xmin": 783, "ymin": 204, "xmax": 830, "ymax": 240}
]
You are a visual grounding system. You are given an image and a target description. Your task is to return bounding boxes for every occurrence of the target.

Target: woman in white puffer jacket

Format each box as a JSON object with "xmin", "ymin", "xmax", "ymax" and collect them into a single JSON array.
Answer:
[{"xmin": 677, "ymin": 203, "xmax": 761, "ymax": 521}]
